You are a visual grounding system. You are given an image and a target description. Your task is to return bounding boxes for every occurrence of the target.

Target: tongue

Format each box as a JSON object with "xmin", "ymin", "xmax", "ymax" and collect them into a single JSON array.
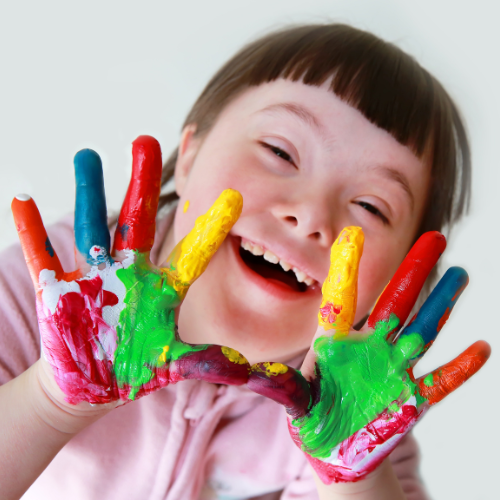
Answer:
[{"xmin": 248, "ymin": 260, "xmax": 302, "ymax": 292}]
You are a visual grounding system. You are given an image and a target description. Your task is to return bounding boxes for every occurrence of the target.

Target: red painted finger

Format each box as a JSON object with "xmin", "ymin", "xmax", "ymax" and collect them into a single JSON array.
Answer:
[
  {"xmin": 368, "ymin": 231, "xmax": 446, "ymax": 333},
  {"xmin": 417, "ymin": 340, "xmax": 491, "ymax": 405},
  {"xmin": 113, "ymin": 136, "xmax": 162, "ymax": 254},
  {"xmin": 11, "ymin": 195, "xmax": 64, "ymax": 288}
]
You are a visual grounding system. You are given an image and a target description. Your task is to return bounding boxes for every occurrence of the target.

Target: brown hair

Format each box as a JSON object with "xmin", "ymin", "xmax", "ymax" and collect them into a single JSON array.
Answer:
[{"xmin": 159, "ymin": 23, "xmax": 470, "ymax": 242}]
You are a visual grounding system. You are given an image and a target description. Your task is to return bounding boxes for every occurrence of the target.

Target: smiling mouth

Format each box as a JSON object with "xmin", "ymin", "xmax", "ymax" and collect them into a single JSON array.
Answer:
[{"xmin": 238, "ymin": 239, "xmax": 318, "ymax": 293}]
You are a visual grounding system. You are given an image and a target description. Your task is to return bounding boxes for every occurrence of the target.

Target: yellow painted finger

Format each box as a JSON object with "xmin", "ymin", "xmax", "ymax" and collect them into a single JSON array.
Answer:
[
  {"xmin": 165, "ymin": 189, "xmax": 243, "ymax": 298},
  {"xmin": 318, "ymin": 227, "xmax": 364, "ymax": 338}
]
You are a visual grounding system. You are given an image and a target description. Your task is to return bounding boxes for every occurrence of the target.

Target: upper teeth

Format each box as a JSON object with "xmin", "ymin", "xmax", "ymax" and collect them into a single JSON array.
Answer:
[{"xmin": 241, "ymin": 239, "xmax": 316, "ymax": 286}]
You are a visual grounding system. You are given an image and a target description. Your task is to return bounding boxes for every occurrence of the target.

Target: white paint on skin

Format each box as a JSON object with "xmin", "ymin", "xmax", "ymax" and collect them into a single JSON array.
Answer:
[
  {"xmin": 39, "ymin": 269, "xmax": 81, "ymax": 314},
  {"xmin": 89, "ymin": 245, "xmax": 108, "ymax": 262},
  {"xmin": 320, "ymin": 396, "xmax": 421, "ymax": 474},
  {"xmin": 37, "ymin": 251, "xmax": 137, "ymax": 363}
]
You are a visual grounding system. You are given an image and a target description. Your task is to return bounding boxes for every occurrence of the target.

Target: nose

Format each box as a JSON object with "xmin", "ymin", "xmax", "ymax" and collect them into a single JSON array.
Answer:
[{"xmin": 272, "ymin": 201, "xmax": 334, "ymax": 248}]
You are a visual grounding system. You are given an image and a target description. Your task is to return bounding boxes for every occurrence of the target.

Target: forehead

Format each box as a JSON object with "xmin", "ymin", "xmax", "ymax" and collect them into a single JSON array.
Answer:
[
  {"xmin": 220, "ymin": 79, "xmax": 426, "ymax": 166},
  {"xmin": 210, "ymin": 78, "xmax": 430, "ymax": 216}
]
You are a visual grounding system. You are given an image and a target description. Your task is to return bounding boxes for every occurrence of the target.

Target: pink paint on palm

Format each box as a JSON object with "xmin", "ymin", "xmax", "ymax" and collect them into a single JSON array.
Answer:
[
  {"xmin": 38, "ymin": 274, "xmax": 120, "ymax": 404},
  {"xmin": 289, "ymin": 399, "xmax": 423, "ymax": 483}
]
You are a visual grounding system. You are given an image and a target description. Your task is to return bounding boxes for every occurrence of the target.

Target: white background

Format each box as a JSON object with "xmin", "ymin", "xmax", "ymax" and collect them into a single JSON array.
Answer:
[{"xmin": 0, "ymin": 1, "xmax": 498, "ymax": 498}]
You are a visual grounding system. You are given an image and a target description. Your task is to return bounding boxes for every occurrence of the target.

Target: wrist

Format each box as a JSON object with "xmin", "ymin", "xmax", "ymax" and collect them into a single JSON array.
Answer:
[
  {"xmin": 27, "ymin": 360, "xmax": 116, "ymax": 435},
  {"xmin": 313, "ymin": 459, "xmax": 405, "ymax": 500}
]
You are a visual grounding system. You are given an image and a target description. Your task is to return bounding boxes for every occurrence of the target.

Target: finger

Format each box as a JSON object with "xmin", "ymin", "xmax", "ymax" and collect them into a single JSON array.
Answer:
[
  {"xmin": 11, "ymin": 194, "xmax": 64, "ymax": 289},
  {"xmin": 247, "ymin": 362, "xmax": 311, "ymax": 419},
  {"xmin": 367, "ymin": 231, "xmax": 446, "ymax": 337},
  {"xmin": 165, "ymin": 189, "xmax": 243, "ymax": 299},
  {"xmin": 397, "ymin": 267, "xmax": 468, "ymax": 363},
  {"xmin": 416, "ymin": 340, "xmax": 490, "ymax": 406},
  {"xmin": 74, "ymin": 149, "xmax": 111, "ymax": 265},
  {"xmin": 318, "ymin": 226, "xmax": 364, "ymax": 337},
  {"xmin": 113, "ymin": 135, "xmax": 162, "ymax": 254}
]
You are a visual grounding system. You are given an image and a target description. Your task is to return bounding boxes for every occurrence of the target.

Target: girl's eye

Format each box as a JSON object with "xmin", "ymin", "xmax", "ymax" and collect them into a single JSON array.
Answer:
[
  {"xmin": 260, "ymin": 142, "xmax": 295, "ymax": 166},
  {"xmin": 354, "ymin": 201, "xmax": 389, "ymax": 225}
]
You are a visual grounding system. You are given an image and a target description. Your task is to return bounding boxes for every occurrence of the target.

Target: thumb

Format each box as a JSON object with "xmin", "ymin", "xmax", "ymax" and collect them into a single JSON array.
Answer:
[{"xmin": 247, "ymin": 362, "xmax": 311, "ymax": 419}]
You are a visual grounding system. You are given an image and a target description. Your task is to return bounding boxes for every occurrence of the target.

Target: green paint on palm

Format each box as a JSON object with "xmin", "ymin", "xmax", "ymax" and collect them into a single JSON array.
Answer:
[
  {"xmin": 295, "ymin": 314, "xmax": 424, "ymax": 459},
  {"xmin": 114, "ymin": 252, "xmax": 209, "ymax": 400},
  {"xmin": 423, "ymin": 373, "xmax": 434, "ymax": 386}
]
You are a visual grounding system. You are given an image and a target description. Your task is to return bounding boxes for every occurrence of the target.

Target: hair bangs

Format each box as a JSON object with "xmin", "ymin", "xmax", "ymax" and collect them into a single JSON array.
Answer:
[
  {"xmin": 241, "ymin": 25, "xmax": 436, "ymax": 159},
  {"xmin": 166, "ymin": 23, "xmax": 470, "ymax": 244}
]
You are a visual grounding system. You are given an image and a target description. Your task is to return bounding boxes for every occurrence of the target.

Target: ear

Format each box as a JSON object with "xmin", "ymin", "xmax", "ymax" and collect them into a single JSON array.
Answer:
[{"xmin": 175, "ymin": 124, "xmax": 200, "ymax": 196}]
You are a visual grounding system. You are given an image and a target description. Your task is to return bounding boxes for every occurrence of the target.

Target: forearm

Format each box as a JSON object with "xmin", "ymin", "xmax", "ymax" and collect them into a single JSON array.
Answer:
[
  {"xmin": 314, "ymin": 460, "xmax": 405, "ymax": 500},
  {"xmin": 0, "ymin": 361, "xmax": 110, "ymax": 499}
]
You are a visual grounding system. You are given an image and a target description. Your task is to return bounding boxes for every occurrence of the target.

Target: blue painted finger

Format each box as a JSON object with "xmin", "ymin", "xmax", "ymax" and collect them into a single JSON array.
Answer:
[
  {"xmin": 397, "ymin": 266, "xmax": 468, "ymax": 361},
  {"xmin": 74, "ymin": 149, "xmax": 111, "ymax": 265}
]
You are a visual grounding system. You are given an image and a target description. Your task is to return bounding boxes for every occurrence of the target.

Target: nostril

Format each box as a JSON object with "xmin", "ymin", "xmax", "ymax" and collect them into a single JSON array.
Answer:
[
  {"xmin": 284, "ymin": 216, "xmax": 298, "ymax": 226},
  {"xmin": 310, "ymin": 232, "xmax": 321, "ymax": 240}
]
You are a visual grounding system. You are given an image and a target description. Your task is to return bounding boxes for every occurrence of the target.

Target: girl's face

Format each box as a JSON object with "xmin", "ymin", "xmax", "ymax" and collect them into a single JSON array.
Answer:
[{"xmin": 160, "ymin": 79, "xmax": 430, "ymax": 364}]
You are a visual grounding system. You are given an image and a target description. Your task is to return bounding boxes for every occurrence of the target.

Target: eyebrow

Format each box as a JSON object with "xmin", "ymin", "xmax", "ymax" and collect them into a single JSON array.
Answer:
[
  {"xmin": 259, "ymin": 102, "xmax": 322, "ymax": 130},
  {"xmin": 375, "ymin": 166, "xmax": 415, "ymax": 211},
  {"xmin": 258, "ymin": 103, "xmax": 416, "ymax": 210}
]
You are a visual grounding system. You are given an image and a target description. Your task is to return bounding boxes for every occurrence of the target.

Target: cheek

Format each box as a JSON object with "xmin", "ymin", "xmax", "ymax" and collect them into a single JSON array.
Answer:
[
  {"xmin": 173, "ymin": 164, "xmax": 244, "ymax": 243},
  {"xmin": 356, "ymin": 246, "xmax": 400, "ymax": 317}
]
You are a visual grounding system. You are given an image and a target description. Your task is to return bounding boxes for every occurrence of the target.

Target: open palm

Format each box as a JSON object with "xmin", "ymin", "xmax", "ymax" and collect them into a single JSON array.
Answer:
[
  {"xmin": 12, "ymin": 136, "xmax": 249, "ymax": 406},
  {"xmin": 248, "ymin": 227, "xmax": 490, "ymax": 483}
]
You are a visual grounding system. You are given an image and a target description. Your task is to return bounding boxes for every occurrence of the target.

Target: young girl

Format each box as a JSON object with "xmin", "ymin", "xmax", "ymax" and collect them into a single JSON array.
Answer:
[{"xmin": 0, "ymin": 24, "xmax": 490, "ymax": 500}]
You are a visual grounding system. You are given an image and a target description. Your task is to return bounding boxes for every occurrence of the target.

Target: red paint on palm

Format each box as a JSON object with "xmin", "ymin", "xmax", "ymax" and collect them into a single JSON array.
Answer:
[
  {"xmin": 113, "ymin": 136, "xmax": 162, "ymax": 253},
  {"xmin": 418, "ymin": 340, "xmax": 491, "ymax": 405},
  {"xmin": 289, "ymin": 404, "xmax": 421, "ymax": 484},
  {"xmin": 118, "ymin": 366, "xmax": 171, "ymax": 401},
  {"xmin": 39, "ymin": 275, "xmax": 120, "ymax": 404},
  {"xmin": 368, "ymin": 231, "xmax": 446, "ymax": 330}
]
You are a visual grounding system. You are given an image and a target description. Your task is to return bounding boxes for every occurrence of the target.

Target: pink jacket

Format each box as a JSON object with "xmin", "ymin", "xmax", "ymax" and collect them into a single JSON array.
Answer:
[{"xmin": 0, "ymin": 213, "xmax": 430, "ymax": 500}]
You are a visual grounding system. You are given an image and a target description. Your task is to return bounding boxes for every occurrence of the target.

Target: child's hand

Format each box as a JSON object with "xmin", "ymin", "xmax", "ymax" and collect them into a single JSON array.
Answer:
[
  {"xmin": 248, "ymin": 227, "xmax": 490, "ymax": 484},
  {"xmin": 12, "ymin": 136, "xmax": 249, "ymax": 408}
]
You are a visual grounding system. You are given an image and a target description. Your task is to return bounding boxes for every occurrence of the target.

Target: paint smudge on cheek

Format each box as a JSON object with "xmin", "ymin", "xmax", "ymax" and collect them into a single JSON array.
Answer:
[{"xmin": 183, "ymin": 200, "xmax": 189, "ymax": 213}]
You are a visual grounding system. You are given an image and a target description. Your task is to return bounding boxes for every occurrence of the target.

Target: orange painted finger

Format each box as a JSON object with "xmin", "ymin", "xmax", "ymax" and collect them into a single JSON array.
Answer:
[
  {"xmin": 11, "ymin": 195, "xmax": 64, "ymax": 288},
  {"xmin": 417, "ymin": 340, "xmax": 491, "ymax": 405}
]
